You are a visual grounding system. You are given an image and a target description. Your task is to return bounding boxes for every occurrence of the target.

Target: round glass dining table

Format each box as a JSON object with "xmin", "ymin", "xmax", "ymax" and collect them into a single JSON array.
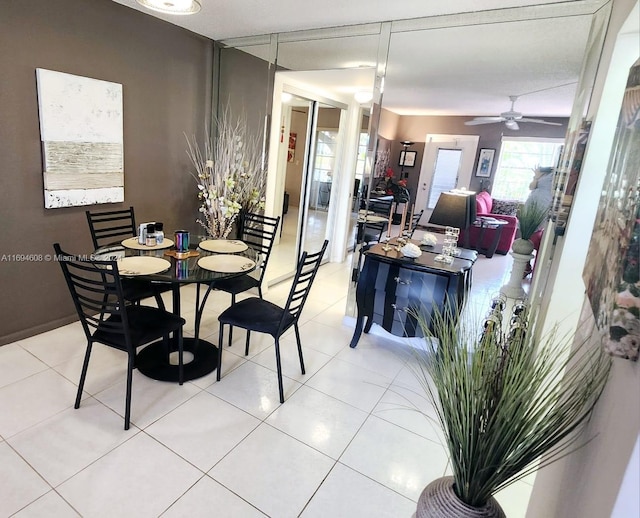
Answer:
[{"xmin": 93, "ymin": 236, "xmax": 258, "ymax": 382}]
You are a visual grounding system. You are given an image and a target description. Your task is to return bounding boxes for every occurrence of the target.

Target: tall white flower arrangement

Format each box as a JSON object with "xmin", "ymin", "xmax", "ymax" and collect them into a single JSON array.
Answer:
[{"xmin": 186, "ymin": 110, "xmax": 266, "ymax": 239}]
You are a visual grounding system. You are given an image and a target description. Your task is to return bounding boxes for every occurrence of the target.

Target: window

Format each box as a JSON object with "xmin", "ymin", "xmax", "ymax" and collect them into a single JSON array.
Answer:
[
  {"xmin": 428, "ymin": 148, "xmax": 463, "ymax": 209},
  {"xmin": 313, "ymin": 130, "xmax": 337, "ymax": 182},
  {"xmin": 492, "ymin": 138, "xmax": 564, "ymax": 202},
  {"xmin": 354, "ymin": 132, "xmax": 368, "ymax": 181}
]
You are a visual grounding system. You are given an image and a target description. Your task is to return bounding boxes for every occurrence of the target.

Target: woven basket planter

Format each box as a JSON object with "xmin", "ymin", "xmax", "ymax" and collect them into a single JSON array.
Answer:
[{"xmin": 416, "ymin": 477, "xmax": 505, "ymax": 518}]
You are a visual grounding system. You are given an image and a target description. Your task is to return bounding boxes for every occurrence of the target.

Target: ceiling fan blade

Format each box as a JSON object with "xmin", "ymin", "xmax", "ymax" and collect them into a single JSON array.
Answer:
[
  {"xmin": 464, "ymin": 117, "xmax": 504, "ymax": 126},
  {"xmin": 519, "ymin": 118, "xmax": 562, "ymax": 126},
  {"xmin": 505, "ymin": 120, "xmax": 519, "ymax": 130}
]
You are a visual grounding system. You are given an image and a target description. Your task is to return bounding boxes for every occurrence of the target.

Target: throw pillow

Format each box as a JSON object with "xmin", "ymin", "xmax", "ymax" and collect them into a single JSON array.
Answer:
[{"xmin": 492, "ymin": 199, "xmax": 521, "ymax": 216}]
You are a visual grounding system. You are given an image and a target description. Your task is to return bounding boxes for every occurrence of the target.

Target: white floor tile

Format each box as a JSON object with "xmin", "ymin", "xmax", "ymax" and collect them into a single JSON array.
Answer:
[
  {"xmin": 493, "ymin": 479, "xmax": 534, "ymax": 518},
  {"xmin": 8, "ymin": 397, "xmax": 134, "ymax": 486},
  {"xmin": 305, "ymin": 357, "xmax": 391, "ymax": 413},
  {"xmin": 296, "ymin": 320, "xmax": 354, "ymax": 356},
  {"xmin": 334, "ymin": 334, "xmax": 408, "ymax": 379},
  {"xmin": 162, "ymin": 475, "xmax": 267, "ymax": 517},
  {"xmin": 0, "ymin": 343, "xmax": 48, "ymax": 389},
  {"xmin": 93, "ymin": 371, "xmax": 201, "ymax": 429},
  {"xmin": 0, "ymin": 369, "xmax": 79, "ymax": 438},
  {"xmin": 17, "ymin": 322, "xmax": 86, "ymax": 367},
  {"xmin": 0, "ymin": 441, "xmax": 50, "ymax": 516},
  {"xmin": 205, "ymin": 361, "xmax": 301, "ymax": 419},
  {"xmin": 251, "ymin": 337, "xmax": 333, "ymax": 382},
  {"xmin": 146, "ymin": 391, "xmax": 260, "ymax": 471},
  {"xmin": 209, "ymin": 423, "xmax": 334, "ymax": 518},
  {"xmin": 301, "ymin": 462, "xmax": 416, "ymax": 518},
  {"xmin": 340, "ymin": 415, "xmax": 449, "ymax": 501},
  {"xmin": 266, "ymin": 385, "xmax": 368, "ymax": 459},
  {"xmin": 12, "ymin": 490, "xmax": 81, "ymax": 517},
  {"xmin": 372, "ymin": 364, "xmax": 444, "ymax": 443},
  {"xmin": 57, "ymin": 433, "xmax": 201, "ymax": 518},
  {"xmin": 52, "ymin": 344, "xmax": 127, "ymax": 396}
]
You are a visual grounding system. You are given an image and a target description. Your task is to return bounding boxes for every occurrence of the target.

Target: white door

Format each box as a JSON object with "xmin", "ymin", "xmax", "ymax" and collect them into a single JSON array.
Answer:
[{"xmin": 416, "ymin": 134, "xmax": 479, "ymax": 225}]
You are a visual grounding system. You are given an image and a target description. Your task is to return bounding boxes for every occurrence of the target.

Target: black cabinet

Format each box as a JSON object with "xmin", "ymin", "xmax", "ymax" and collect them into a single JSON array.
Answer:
[{"xmin": 350, "ymin": 242, "xmax": 475, "ymax": 348}]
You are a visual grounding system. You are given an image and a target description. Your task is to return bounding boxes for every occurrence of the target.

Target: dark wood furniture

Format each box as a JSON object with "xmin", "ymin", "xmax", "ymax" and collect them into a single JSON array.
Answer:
[{"xmin": 350, "ymin": 239, "xmax": 475, "ymax": 348}]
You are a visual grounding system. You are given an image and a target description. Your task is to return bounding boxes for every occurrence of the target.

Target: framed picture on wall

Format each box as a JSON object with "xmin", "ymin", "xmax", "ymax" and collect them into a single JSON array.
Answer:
[
  {"xmin": 475, "ymin": 148, "xmax": 495, "ymax": 177},
  {"xmin": 399, "ymin": 150, "xmax": 417, "ymax": 167}
]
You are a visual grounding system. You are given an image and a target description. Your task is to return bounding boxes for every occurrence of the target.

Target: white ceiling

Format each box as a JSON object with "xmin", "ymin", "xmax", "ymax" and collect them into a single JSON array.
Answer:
[{"xmin": 111, "ymin": 0, "xmax": 608, "ymax": 117}]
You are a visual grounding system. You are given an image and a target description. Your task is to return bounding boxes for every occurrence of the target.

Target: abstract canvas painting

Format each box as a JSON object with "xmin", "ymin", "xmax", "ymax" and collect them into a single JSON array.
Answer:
[
  {"xmin": 36, "ymin": 69, "xmax": 124, "ymax": 208},
  {"xmin": 583, "ymin": 58, "xmax": 640, "ymax": 361}
]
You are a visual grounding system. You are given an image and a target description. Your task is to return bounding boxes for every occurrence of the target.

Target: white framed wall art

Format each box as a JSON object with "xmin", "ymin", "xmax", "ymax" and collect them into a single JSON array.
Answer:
[{"xmin": 36, "ymin": 68, "xmax": 124, "ymax": 208}]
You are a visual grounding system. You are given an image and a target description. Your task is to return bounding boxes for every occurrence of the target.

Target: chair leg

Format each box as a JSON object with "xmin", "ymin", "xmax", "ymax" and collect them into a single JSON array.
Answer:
[
  {"xmin": 153, "ymin": 287, "xmax": 166, "ymax": 311},
  {"xmin": 75, "ymin": 341, "xmax": 93, "ymax": 409},
  {"xmin": 177, "ymin": 329, "xmax": 184, "ymax": 385},
  {"xmin": 228, "ymin": 294, "xmax": 236, "ymax": 347},
  {"xmin": 245, "ymin": 330, "xmax": 251, "ymax": 356},
  {"xmin": 274, "ymin": 337, "xmax": 285, "ymax": 404},
  {"xmin": 217, "ymin": 324, "xmax": 224, "ymax": 381},
  {"xmin": 124, "ymin": 352, "xmax": 135, "ymax": 430},
  {"xmin": 294, "ymin": 323, "xmax": 305, "ymax": 375}
]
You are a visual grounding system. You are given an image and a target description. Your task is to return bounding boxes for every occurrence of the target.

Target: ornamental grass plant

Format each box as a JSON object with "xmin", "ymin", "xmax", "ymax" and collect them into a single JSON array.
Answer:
[
  {"xmin": 408, "ymin": 306, "xmax": 611, "ymax": 508},
  {"xmin": 516, "ymin": 200, "xmax": 549, "ymax": 241}
]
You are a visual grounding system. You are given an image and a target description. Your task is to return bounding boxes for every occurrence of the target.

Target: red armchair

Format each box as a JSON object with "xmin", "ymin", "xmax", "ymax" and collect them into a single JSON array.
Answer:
[{"xmin": 458, "ymin": 191, "xmax": 519, "ymax": 255}]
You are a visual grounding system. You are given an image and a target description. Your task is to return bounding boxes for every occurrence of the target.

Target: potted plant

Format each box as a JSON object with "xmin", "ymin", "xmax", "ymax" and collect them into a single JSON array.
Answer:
[
  {"xmin": 512, "ymin": 201, "xmax": 549, "ymax": 254},
  {"xmin": 408, "ymin": 305, "xmax": 611, "ymax": 518}
]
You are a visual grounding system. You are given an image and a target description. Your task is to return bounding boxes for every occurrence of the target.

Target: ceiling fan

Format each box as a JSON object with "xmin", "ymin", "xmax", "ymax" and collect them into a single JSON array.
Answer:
[{"xmin": 464, "ymin": 95, "xmax": 562, "ymax": 131}]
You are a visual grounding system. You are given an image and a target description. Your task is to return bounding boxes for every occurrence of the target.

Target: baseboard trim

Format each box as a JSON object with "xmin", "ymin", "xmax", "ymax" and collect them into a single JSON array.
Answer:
[{"xmin": 0, "ymin": 315, "xmax": 79, "ymax": 347}]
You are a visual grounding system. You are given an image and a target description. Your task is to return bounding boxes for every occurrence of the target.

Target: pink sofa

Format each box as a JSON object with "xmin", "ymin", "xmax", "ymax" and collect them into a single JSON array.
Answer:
[{"xmin": 458, "ymin": 191, "xmax": 518, "ymax": 255}]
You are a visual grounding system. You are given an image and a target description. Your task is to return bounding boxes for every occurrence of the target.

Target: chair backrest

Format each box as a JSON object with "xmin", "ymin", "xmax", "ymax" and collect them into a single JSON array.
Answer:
[
  {"xmin": 280, "ymin": 240, "xmax": 329, "ymax": 332},
  {"xmin": 54, "ymin": 243, "xmax": 131, "ymax": 350},
  {"xmin": 86, "ymin": 207, "xmax": 136, "ymax": 249},
  {"xmin": 368, "ymin": 197, "xmax": 393, "ymax": 216},
  {"xmin": 363, "ymin": 220, "xmax": 387, "ymax": 244},
  {"xmin": 406, "ymin": 209, "xmax": 425, "ymax": 238},
  {"xmin": 241, "ymin": 212, "xmax": 281, "ymax": 284}
]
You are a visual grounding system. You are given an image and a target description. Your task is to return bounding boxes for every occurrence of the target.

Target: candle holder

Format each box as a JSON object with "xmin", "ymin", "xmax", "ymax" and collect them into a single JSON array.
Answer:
[{"xmin": 395, "ymin": 236, "xmax": 407, "ymax": 252}]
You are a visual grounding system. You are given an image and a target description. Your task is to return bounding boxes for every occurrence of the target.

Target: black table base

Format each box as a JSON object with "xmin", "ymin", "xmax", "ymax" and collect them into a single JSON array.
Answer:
[{"xmin": 136, "ymin": 338, "xmax": 218, "ymax": 382}]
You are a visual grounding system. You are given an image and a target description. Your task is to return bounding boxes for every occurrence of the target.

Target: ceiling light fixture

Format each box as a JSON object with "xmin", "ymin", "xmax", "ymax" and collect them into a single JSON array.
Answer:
[
  {"xmin": 135, "ymin": 0, "xmax": 201, "ymax": 15},
  {"xmin": 281, "ymin": 92, "xmax": 293, "ymax": 103},
  {"xmin": 354, "ymin": 91, "xmax": 373, "ymax": 104}
]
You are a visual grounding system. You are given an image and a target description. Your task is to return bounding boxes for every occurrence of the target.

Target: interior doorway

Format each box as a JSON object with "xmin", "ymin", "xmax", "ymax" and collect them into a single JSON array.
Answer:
[
  {"xmin": 266, "ymin": 92, "xmax": 347, "ymax": 286},
  {"xmin": 416, "ymin": 134, "xmax": 480, "ymax": 225}
]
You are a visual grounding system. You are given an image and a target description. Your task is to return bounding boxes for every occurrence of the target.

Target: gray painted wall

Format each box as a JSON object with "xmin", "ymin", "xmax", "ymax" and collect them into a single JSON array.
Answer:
[{"xmin": 0, "ymin": 0, "xmax": 212, "ymax": 344}]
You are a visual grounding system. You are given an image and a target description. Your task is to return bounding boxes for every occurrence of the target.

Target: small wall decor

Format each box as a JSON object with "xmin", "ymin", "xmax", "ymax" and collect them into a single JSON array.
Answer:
[
  {"xmin": 399, "ymin": 150, "xmax": 417, "ymax": 167},
  {"xmin": 374, "ymin": 147, "xmax": 390, "ymax": 178},
  {"xmin": 583, "ymin": 57, "xmax": 640, "ymax": 361},
  {"xmin": 36, "ymin": 68, "xmax": 124, "ymax": 208},
  {"xmin": 287, "ymin": 132, "xmax": 297, "ymax": 162},
  {"xmin": 475, "ymin": 148, "xmax": 495, "ymax": 177}
]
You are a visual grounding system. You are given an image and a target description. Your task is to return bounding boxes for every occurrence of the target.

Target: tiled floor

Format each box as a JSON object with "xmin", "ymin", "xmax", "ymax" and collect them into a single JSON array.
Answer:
[{"xmin": 0, "ymin": 240, "xmax": 535, "ymax": 517}]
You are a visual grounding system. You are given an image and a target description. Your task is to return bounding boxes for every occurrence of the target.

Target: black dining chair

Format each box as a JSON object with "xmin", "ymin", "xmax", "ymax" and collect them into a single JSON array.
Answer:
[
  {"xmin": 86, "ymin": 207, "xmax": 170, "ymax": 311},
  {"xmin": 216, "ymin": 240, "xmax": 328, "ymax": 403},
  {"xmin": 405, "ymin": 209, "xmax": 425, "ymax": 238},
  {"xmin": 54, "ymin": 243, "xmax": 186, "ymax": 430},
  {"xmin": 86, "ymin": 207, "xmax": 138, "ymax": 248},
  {"xmin": 209, "ymin": 212, "xmax": 280, "ymax": 346}
]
